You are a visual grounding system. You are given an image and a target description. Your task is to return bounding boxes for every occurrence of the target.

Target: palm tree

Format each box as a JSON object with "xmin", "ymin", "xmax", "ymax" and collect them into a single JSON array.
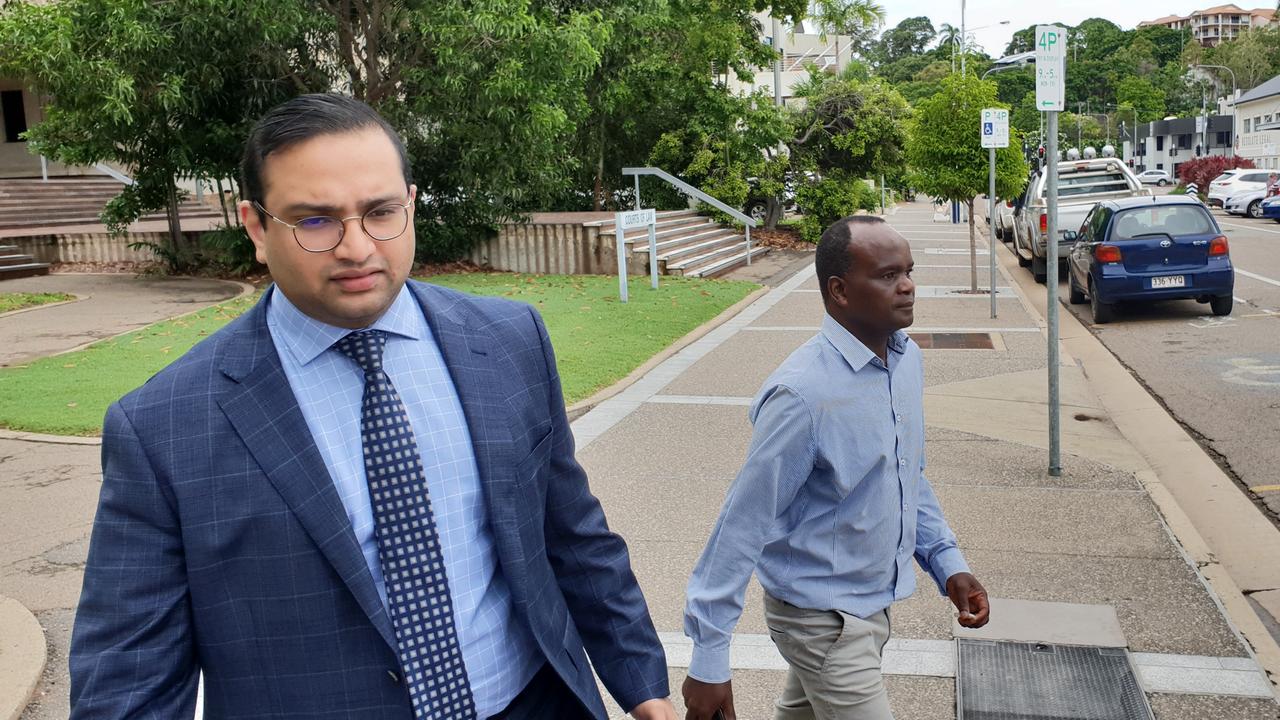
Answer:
[
  {"xmin": 938, "ymin": 22, "xmax": 961, "ymax": 72},
  {"xmin": 814, "ymin": 0, "xmax": 886, "ymax": 73}
]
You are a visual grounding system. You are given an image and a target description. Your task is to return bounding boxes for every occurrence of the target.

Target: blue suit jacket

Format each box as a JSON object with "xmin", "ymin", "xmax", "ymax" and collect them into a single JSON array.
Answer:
[{"xmin": 69, "ymin": 280, "xmax": 668, "ymax": 718}]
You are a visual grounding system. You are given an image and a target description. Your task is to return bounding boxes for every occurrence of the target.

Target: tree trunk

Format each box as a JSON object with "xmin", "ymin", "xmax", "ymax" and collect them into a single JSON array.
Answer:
[
  {"xmin": 765, "ymin": 196, "xmax": 783, "ymax": 230},
  {"xmin": 166, "ymin": 175, "xmax": 184, "ymax": 267},
  {"xmin": 593, "ymin": 122, "xmax": 605, "ymax": 211},
  {"xmin": 216, "ymin": 177, "xmax": 231, "ymax": 227},
  {"xmin": 967, "ymin": 198, "xmax": 977, "ymax": 293}
]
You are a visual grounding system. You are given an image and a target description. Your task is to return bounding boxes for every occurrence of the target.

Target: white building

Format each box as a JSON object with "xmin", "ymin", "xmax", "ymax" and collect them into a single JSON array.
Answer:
[
  {"xmin": 725, "ymin": 15, "xmax": 855, "ymax": 105},
  {"xmin": 1233, "ymin": 74, "xmax": 1280, "ymax": 169},
  {"xmin": 1122, "ymin": 115, "xmax": 1234, "ymax": 176}
]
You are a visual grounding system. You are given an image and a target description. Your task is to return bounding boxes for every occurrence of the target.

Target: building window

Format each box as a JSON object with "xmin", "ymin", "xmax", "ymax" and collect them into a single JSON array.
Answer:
[
  {"xmin": 0, "ymin": 91, "xmax": 26, "ymax": 143},
  {"xmin": 1268, "ymin": 114, "xmax": 1275, "ymax": 124},
  {"xmin": 1156, "ymin": 136, "xmax": 1165, "ymax": 151},
  {"xmin": 1245, "ymin": 118, "xmax": 1252, "ymax": 133},
  {"xmin": 1156, "ymin": 163, "xmax": 1164, "ymax": 170},
  {"xmin": 1216, "ymin": 131, "xmax": 1231, "ymax": 146}
]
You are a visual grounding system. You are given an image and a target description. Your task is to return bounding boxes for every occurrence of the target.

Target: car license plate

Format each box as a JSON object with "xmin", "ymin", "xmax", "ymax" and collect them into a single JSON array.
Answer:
[{"xmin": 1151, "ymin": 275, "xmax": 1185, "ymax": 289}]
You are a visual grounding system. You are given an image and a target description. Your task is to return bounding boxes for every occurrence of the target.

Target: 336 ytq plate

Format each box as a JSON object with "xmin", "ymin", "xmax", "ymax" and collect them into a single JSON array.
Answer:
[{"xmin": 1151, "ymin": 275, "xmax": 1185, "ymax": 289}]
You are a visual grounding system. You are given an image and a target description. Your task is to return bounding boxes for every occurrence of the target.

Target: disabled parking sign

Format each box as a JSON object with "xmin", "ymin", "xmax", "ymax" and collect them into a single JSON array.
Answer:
[{"xmin": 981, "ymin": 109, "xmax": 1008, "ymax": 148}]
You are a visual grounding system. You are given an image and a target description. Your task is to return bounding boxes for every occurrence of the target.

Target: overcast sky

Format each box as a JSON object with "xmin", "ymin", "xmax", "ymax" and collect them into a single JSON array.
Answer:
[{"xmin": 880, "ymin": 1, "xmax": 1261, "ymax": 58}]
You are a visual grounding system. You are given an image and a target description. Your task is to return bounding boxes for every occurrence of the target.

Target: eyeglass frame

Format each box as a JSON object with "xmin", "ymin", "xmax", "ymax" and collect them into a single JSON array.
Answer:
[{"xmin": 252, "ymin": 194, "xmax": 415, "ymax": 253}]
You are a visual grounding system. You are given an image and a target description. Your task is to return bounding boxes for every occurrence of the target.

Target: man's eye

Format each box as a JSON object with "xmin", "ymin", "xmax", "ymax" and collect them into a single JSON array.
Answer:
[{"xmin": 296, "ymin": 216, "xmax": 336, "ymax": 231}]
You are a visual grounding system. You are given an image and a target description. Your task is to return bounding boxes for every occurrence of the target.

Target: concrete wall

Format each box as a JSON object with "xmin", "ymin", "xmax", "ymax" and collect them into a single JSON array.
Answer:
[
  {"xmin": 469, "ymin": 221, "xmax": 625, "ymax": 275},
  {"xmin": 7, "ymin": 232, "xmax": 182, "ymax": 263}
]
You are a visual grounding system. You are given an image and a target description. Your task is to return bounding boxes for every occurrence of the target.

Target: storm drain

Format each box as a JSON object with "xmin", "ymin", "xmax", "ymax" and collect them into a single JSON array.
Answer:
[
  {"xmin": 956, "ymin": 639, "xmax": 1154, "ymax": 720},
  {"xmin": 911, "ymin": 332, "xmax": 995, "ymax": 350}
]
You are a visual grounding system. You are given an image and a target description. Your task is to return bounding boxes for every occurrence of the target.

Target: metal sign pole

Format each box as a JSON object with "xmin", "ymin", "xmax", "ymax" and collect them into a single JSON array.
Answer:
[
  {"xmin": 989, "ymin": 147, "xmax": 998, "ymax": 319},
  {"xmin": 1037, "ymin": 24, "xmax": 1066, "ymax": 477},
  {"xmin": 648, "ymin": 220, "xmax": 659, "ymax": 289},
  {"xmin": 615, "ymin": 212, "xmax": 629, "ymax": 303}
]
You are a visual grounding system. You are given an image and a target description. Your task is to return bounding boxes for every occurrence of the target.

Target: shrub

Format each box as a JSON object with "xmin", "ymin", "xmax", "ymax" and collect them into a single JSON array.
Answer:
[
  {"xmin": 794, "ymin": 172, "xmax": 879, "ymax": 243},
  {"xmin": 1176, "ymin": 156, "xmax": 1256, "ymax": 193}
]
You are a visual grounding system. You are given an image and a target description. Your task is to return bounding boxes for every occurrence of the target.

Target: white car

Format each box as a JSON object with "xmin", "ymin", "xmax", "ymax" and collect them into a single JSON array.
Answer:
[
  {"xmin": 1135, "ymin": 169, "xmax": 1172, "ymax": 186},
  {"xmin": 995, "ymin": 198, "xmax": 1016, "ymax": 240},
  {"xmin": 1208, "ymin": 170, "xmax": 1272, "ymax": 207},
  {"xmin": 1224, "ymin": 188, "xmax": 1268, "ymax": 217}
]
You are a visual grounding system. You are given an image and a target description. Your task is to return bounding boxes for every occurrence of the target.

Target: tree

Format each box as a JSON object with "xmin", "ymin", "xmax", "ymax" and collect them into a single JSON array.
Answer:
[
  {"xmin": 1177, "ymin": 155, "xmax": 1256, "ymax": 193},
  {"xmin": 1004, "ymin": 25, "xmax": 1037, "ymax": 55},
  {"xmin": 1116, "ymin": 77, "xmax": 1167, "ymax": 122},
  {"xmin": 906, "ymin": 74, "xmax": 1028, "ymax": 292},
  {"xmin": 790, "ymin": 71, "xmax": 909, "ymax": 179},
  {"xmin": 875, "ymin": 16, "xmax": 935, "ymax": 65},
  {"xmin": 0, "ymin": 0, "xmax": 322, "ymax": 265},
  {"xmin": 1072, "ymin": 18, "xmax": 1126, "ymax": 61},
  {"xmin": 813, "ymin": 0, "xmax": 886, "ymax": 72},
  {"xmin": 1208, "ymin": 27, "xmax": 1280, "ymax": 90}
]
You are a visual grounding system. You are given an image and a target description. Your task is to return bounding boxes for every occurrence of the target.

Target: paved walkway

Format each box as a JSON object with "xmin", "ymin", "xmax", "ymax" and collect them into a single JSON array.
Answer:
[
  {"xmin": 2, "ymin": 211, "xmax": 1279, "ymax": 718},
  {"xmin": 0, "ymin": 274, "xmax": 247, "ymax": 367}
]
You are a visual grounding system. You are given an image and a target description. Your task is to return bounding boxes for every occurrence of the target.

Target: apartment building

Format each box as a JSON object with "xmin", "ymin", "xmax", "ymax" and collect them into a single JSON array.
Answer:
[
  {"xmin": 1233, "ymin": 74, "xmax": 1280, "ymax": 169},
  {"xmin": 1138, "ymin": 4, "xmax": 1276, "ymax": 47}
]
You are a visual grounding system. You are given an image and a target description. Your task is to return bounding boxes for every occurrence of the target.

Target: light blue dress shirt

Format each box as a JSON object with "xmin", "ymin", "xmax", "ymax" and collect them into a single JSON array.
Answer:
[
  {"xmin": 267, "ymin": 285, "xmax": 541, "ymax": 718},
  {"xmin": 684, "ymin": 313, "xmax": 970, "ymax": 683}
]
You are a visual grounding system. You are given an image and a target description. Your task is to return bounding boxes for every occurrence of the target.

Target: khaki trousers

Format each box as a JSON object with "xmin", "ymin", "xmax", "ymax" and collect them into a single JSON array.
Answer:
[{"xmin": 763, "ymin": 594, "xmax": 894, "ymax": 720}]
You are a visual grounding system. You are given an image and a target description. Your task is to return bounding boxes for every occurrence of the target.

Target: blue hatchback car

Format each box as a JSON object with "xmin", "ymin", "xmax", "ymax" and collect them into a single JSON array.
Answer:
[{"xmin": 1065, "ymin": 196, "xmax": 1233, "ymax": 324}]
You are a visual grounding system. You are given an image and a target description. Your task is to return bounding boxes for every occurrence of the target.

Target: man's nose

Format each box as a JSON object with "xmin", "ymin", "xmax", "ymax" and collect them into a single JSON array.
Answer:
[{"xmin": 332, "ymin": 216, "xmax": 376, "ymax": 262}]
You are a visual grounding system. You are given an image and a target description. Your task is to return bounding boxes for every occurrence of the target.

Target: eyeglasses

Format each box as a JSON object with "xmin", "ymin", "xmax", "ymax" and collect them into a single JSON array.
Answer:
[{"xmin": 253, "ymin": 196, "xmax": 413, "ymax": 253}]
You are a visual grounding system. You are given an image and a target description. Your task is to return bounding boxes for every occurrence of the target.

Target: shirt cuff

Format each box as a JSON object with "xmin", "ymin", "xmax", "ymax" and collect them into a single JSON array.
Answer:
[
  {"xmin": 927, "ymin": 547, "xmax": 971, "ymax": 595},
  {"xmin": 688, "ymin": 643, "xmax": 732, "ymax": 684}
]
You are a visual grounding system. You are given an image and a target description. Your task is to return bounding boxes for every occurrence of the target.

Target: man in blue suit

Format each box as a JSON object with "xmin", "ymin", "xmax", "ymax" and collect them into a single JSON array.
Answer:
[{"xmin": 69, "ymin": 93, "xmax": 675, "ymax": 720}]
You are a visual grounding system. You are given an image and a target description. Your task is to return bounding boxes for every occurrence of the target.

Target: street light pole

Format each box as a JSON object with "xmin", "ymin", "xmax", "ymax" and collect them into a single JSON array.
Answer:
[{"xmin": 960, "ymin": 0, "xmax": 966, "ymax": 76}]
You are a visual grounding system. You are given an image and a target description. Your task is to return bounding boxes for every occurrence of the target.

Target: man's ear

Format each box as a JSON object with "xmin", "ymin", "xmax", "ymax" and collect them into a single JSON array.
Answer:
[
  {"xmin": 239, "ymin": 201, "xmax": 270, "ymax": 266},
  {"xmin": 826, "ymin": 275, "xmax": 848, "ymax": 307}
]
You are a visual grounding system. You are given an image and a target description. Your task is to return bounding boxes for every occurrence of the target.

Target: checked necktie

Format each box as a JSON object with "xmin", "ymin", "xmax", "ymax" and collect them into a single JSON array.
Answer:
[{"xmin": 335, "ymin": 330, "xmax": 478, "ymax": 720}]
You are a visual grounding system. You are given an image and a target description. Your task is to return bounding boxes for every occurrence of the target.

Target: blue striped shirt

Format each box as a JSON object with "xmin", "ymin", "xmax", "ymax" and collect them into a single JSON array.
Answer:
[
  {"xmin": 266, "ymin": 285, "xmax": 540, "ymax": 718},
  {"xmin": 684, "ymin": 313, "xmax": 970, "ymax": 683}
]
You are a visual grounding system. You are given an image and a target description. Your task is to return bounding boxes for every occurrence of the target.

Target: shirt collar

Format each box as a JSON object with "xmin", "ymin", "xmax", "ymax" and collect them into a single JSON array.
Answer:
[
  {"xmin": 820, "ymin": 313, "xmax": 908, "ymax": 371},
  {"xmin": 266, "ymin": 284, "xmax": 424, "ymax": 367}
]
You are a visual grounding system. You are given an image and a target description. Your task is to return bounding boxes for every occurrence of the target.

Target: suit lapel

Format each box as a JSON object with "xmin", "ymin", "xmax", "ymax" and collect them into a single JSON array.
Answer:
[
  {"xmin": 411, "ymin": 282, "xmax": 532, "ymax": 610},
  {"xmin": 216, "ymin": 291, "xmax": 397, "ymax": 652}
]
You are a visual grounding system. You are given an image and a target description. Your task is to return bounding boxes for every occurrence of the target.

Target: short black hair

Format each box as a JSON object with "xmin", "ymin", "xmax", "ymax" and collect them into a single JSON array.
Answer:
[
  {"xmin": 815, "ymin": 215, "xmax": 886, "ymax": 301},
  {"xmin": 240, "ymin": 93, "xmax": 412, "ymax": 214}
]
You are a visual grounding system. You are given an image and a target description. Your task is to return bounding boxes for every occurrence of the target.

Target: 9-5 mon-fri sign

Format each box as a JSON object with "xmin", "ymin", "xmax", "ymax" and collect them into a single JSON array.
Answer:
[{"xmin": 1035, "ymin": 25, "xmax": 1066, "ymax": 111}]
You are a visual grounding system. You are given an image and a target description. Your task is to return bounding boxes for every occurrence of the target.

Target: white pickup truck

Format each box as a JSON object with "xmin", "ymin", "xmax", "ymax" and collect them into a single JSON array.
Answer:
[{"xmin": 1011, "ymin": 158, "xmax": 1149, "ymax": 283}]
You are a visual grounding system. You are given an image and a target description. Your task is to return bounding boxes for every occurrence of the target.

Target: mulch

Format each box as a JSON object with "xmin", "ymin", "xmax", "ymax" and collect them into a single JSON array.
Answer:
[{"xmin": 752, "ymin": 227, "xmax": 811, "ymax": 251}]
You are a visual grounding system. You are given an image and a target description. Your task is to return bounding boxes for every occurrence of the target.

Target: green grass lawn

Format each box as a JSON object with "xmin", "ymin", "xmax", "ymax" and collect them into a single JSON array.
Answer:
[
  {"xmin": 0, "ymin": 292, "xmax": 75, "ymax": 313},
  {"xmin": 0, "ymin": 273, "xmax": 756, "ymax": 435}
]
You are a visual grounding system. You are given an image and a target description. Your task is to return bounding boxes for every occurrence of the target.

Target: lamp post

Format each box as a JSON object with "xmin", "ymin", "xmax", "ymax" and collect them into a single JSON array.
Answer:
[
  {"xmin": 955, "ymin": 19, "xmax": 1010, "ymax": 75},
  {"xmin": 1192, "ymin": 63, "xmax": 1238, "ymax": 157},
  {"xmin": 981, "ymin": 52, "xmax": 1035, "ymax": 319}
]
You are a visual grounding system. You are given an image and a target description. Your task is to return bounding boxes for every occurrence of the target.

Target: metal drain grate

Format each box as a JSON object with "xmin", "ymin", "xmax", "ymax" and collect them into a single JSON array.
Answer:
[
  {"xmin": 911, "ymin": 332, "xmax": 995, "ymax": 350},
  {"xmin": 957, "ymin": 639, "xmax": 1154, "ymax": 720}
]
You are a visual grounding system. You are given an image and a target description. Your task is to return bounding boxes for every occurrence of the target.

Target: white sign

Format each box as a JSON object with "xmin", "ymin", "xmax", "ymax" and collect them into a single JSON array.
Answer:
[
  {"xmin": 1196, "ymin": 116, "xmax": 1206, "ymax": 133},
  {"xmin": 1035, "ymin": 25, "xmax": 1067, "ymax": 111},
  {"xmin": 981, "ymin": 108, "xmax": 1009, "ymax": 148},
  {"xmin": 619, "ymin": 208, "xmax": 656, "ymax": 230}
]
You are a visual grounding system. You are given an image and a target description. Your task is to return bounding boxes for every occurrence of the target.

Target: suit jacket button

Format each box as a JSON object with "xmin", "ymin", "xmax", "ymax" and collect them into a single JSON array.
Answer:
[{"xmin": 387, "ymin": 670, "xmax": 401, "ymax": 684}]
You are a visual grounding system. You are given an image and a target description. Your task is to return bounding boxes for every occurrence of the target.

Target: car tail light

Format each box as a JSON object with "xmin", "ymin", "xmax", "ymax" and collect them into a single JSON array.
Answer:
[
  {"xmin": 1209, "ymin": 235, "xmax": 1229, "ymax": 256},
  {"xmin": 1094, "ymin": 244, "xmax": 1123, "ymax": 263},
  {"xmin": 1039, "ymin": 213, "xmax": 1047, "ymax": 235}
]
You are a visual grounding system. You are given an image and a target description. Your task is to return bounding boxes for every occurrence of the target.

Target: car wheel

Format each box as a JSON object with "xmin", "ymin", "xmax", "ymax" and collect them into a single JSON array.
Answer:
[
  {"xmin": 746, "ymin": 200, "xmax": 767, "ymax": 223},
  {"xmin": 1157, "ymin": 179, "xmax": 1168, "ymax": 187},
  {"xmin": 1068, "ymin": 271, "xmax": 1086, "ymax": 304},
  {"xmin": 1249, "ymin": 200, "xmax": 1265, "ymax": 218},
  {"xmin": 1032, "ymin": 256, "xmax": 1047, "ymax": 284},
  {"xmin": 1210, "ymin": 295, "xmax": 1233, "ymax": 316},
  {"xmin": 1090, "ymin": 281, "xmax": 1115, "ymax": 324}
]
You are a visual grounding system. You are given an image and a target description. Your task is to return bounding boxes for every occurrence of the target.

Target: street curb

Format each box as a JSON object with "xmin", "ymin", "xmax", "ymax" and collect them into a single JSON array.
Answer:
[
  {"xmin": 0, "ymin": 595, "xmax": 46, "ymax": 720},
  {"xmin": 0, "ymin": 429, "xmax": 100, "ymax": 445},
  {"xmin": 566, "ymin": 285, "xmax": 770, "ymax": 422},
  {"xmin": 990, "ymin": 234, "xmax": 1280, "ymax": 700},
  {"xmin": 0, "ymin": 295, "xmax": 84, "ymax": 320}
]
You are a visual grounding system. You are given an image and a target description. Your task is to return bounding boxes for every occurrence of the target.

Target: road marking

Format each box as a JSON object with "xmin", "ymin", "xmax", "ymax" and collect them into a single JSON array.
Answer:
[
  {"xmin": 1219, "ymin": 219, "xmax": 1280, "ymax": 235},
  {"xmin": 1221, "ymin": 357, "xmax": 1280, "ymax": 387},
  {"xmin": 1236, "ymin": 268, "xmax": 1280, "ymax": 289},
  {"xmin": 1188, "ymin": 316, "xmax": 1237, "ymax": 329},
  {"xmin": 1250, "ymin": 484, "xmax": 1280, "ymax": 493}
]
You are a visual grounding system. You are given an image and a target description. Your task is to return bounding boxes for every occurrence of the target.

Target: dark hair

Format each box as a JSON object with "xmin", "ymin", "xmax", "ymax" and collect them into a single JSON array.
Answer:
[
  {"xmin": 815, "ymin": 215, "xmax": 885, "ymax": 300},
  {"xmin": 240, "ymin": 93, "xmax": 412, "ymax": 215}
]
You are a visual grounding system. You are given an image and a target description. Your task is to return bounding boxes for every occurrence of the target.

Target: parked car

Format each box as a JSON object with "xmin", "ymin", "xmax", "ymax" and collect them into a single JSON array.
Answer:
[
  {"xmin": 1261, "ymin": 194, "xmax": 1280, "ymax": 222},
  {"xmin": 1011, "ymin": 157, "xmax": 1149, "ymax": 283},
  {"xmin": 1065, "ymin": 195, "xmax": 1233, "ymax": 324},
  {"xmin": 1208, "ymin": 170, "xmax": 1271, "ymax": 207},
  {"xmin": 994, "ymin": 197, "xmax": 1016, "ymax": 240},
  {"xmin": 1223, "ymin": 188, "xmax": 1268, "ymax": 218},
  {"xmin": 1135, "ymin": 169, "xmax": 1172, "ymax": 186}
]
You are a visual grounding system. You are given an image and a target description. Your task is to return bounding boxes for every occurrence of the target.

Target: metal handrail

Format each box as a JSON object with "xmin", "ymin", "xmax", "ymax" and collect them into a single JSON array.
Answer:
[
  {"xmin": 622, "ymin": 166, "xmax": 756, "ymax": 267},
  {"xmin": 93, "ymin": 163, "xmax": 135, "ymax": 186}
]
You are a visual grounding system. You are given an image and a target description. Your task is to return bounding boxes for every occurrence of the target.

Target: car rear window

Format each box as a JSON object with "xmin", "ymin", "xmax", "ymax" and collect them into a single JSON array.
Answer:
[
  {"xmin": 1056, "ymin": 170, "xmax": 1131, "ymax": 198},
  {"xmin": 1111, "ymin": 205, "xmax": 1214, "ymax": 240},
  {"xmin": 1212, "ymin": 172, "xmax": 1238, "ymax": 182}
]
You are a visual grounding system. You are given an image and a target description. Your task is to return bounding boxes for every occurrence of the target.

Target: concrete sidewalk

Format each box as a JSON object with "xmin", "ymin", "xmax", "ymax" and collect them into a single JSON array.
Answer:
[
  {"xmin": 0, "ymin": 273, "xmax": 248, "ymax": 367},
  {"xmin": 573, "ymin": 201, "xmax": 1280, "ymax": 717}
]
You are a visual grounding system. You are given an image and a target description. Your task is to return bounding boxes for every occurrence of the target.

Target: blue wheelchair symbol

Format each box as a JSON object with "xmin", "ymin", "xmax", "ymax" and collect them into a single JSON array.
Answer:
[{"xmin": 983, "ymin": 122, "xmax": 993, "ymax": 135}]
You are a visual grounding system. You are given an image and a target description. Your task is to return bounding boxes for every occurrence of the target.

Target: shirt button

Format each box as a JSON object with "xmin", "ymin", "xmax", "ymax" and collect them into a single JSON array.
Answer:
[
  {"xmin": 896, "ymin": 413, "xmax": 903, "ymax": 423},
  {"xmin": 387, "ymin": 670, "xmax": 401, "ymax": 684},
  {"xmin": 899, "ymin": 458, "xmax": 907, "ymax": 467}
]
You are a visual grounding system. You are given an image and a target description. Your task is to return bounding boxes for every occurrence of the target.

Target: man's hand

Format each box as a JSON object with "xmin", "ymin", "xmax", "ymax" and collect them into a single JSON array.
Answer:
[
  {"xmin": 946, "ymin": 572, "xmax": 990, "ymax": 628},
  {"xmin": 630, "ymin": 697, "xmax": 677, "ymax": 720},
  {"xmin": 681, "ymin": 676, "xmax": 735, "ymax": 720}
]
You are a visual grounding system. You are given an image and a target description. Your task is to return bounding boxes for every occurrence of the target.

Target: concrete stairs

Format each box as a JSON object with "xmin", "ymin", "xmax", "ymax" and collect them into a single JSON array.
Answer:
[
  {"xmin": 598, "ymin": 209, "xmax": 769, "ymax": 278},
  {"xmin": 0, "ymin": 244, "xmax": 49, "ymax": 280},
  {"xmin": 0, "ymin": 177, "xmax": 223, "ymax": 233}
]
